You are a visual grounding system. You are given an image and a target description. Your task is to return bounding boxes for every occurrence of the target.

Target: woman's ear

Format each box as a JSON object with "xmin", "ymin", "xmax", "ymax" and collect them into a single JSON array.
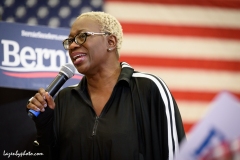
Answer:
[{"xmin": 107, "ymin": 34, "xmax": 117, "ymax": 51}]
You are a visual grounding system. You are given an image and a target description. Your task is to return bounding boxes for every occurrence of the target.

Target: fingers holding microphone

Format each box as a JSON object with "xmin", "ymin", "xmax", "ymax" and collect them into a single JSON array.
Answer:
[
  {"xmin": 27, "ymin": 63, "xmax": 74, "ymax": 119},
  {"xmin": 39, "ymin": 88, "xmax": 55, "ymax": 110},
  {"xmin": 44, "ymin": 91, "xmax": 55, "ymax": 109},
  {"xmin": 27, "ymin": 88, "xmax": 55, "ymax": 113}
]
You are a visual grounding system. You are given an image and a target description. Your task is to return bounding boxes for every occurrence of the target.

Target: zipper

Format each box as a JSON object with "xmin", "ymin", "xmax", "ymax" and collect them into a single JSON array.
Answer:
[
  {"xmin": 92, "ymin": 116, "xmax": 99, "ymax": 136},
  {"xmin": 90, "ymin": 82, "xmax": 118, "ymax": 137}
]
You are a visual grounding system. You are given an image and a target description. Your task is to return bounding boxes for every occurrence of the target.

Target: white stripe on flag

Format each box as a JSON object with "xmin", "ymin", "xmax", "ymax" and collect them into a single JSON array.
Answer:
[
  {"xmin": 177, "ymin": 101, "xmax": 210, "ymax": 122},
  {"xmin": 133, "ymin": 66, "xmax": 240, "ymax": 92},
  {"xmin": 105, "ymin": 2, "xmax": 240, "ymax": 28},
  {"xmin": 121, "ymin": 35, "xmax": 240, "ymax": 60}
]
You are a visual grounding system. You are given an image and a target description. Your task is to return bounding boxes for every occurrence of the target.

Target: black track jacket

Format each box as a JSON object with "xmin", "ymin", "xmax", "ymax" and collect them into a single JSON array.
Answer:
[{"xmin": 33, "ymin": 62, "xmax": 185, "ymax": 160}]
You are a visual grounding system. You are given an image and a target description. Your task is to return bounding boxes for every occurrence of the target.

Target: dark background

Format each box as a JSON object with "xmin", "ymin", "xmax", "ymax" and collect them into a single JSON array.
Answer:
[{"xmin": 0, "ymin": 87, "xmax": 49, "ymax": 160}]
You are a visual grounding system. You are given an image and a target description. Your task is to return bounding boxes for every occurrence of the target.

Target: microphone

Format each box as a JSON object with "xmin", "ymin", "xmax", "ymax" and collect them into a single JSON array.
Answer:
[{"xmin": 28, "ymin": 63, "xmax": 75, "ymax": 119}]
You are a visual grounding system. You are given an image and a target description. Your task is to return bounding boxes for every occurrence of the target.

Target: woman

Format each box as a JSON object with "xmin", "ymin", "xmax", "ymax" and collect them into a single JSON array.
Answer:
[{"xmin": 27, "ymin": 11, "xmax": 185, "ymax": 160}]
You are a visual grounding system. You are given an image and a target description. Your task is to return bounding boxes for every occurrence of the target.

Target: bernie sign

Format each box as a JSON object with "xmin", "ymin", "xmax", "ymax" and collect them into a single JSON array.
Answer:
[{"xmin": 0, "ymin": 21, "xmax": 82, "ymax": 91}]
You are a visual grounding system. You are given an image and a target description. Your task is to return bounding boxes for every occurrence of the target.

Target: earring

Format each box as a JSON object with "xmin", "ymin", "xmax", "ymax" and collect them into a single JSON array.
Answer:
[{"xmin": 107, "ymin": 48, "xmax": 112, "ymax": 51}]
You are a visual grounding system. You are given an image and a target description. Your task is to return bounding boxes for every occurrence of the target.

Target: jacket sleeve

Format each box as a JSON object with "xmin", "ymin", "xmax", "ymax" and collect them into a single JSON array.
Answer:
[
  {"xmin": 32, "ymin": 107, "xmax": 54, "ymax": 146},
  {"xmin": 172, "ymin": 96, "xmax": 186, "ymax": 144},
  {"xmin": 151, "ymin": 79, "xmax": 186, "ymax": 159},
  {"xmin": 133, "ymin": 74, "xmax": 186, "ymax": 160},
  {"xmin": 27, "ymin": 98, "xmax": 59, "ymax": 159}
]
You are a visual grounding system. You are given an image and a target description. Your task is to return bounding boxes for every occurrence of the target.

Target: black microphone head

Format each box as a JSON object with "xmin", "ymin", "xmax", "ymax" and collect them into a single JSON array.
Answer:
[{"xmin": 60, "ymin": 63, "xmax": 75, "ymax": 78}]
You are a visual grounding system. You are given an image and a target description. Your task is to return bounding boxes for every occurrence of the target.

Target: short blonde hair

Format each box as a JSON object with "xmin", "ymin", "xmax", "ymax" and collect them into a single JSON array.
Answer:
[{"xmin": 77, "ymin": 11, "xmax": 123, "ymax": 54}]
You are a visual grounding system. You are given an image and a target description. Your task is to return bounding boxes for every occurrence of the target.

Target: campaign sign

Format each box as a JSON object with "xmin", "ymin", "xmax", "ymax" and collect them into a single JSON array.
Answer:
[
  {"xmin": 175, "ymin": 92, "xmax": 240, "ymax": 160},
  {"xmin": 0, "ymin": 22, "xmax": 82, "ymax": 91}
]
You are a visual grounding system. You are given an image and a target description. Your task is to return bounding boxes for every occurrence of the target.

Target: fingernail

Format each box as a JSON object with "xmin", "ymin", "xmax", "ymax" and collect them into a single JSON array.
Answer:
[
  {"xmin": 43, "ymin": 92, "xmax": 49, "ymax": 99},
  {"xmin": 41, "ymin": 108, "xmax": 45, "ymax": 112},
  {"xmin": 44, "ymin": 103, "xmax": 47, "ymax": 107},
  {"xmin": 36, "ymin": 108, "xmax": 40, "ymax": 111}
]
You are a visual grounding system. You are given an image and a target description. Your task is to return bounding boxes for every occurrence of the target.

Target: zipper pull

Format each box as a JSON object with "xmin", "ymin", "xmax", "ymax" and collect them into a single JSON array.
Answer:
[{"xmin": 92, "ymin": 116, "xmax": 99, "ymax": 136}]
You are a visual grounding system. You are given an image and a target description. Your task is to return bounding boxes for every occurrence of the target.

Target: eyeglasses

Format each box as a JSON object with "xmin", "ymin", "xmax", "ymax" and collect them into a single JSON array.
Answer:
[{"xmin": 63, "ymin": 32, "xmax": 111, "ymax": 50}]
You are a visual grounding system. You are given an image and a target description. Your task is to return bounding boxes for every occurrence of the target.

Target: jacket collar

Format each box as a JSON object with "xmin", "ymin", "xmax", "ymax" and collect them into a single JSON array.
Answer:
[
  {"xmin": 117, "ymin": 62, "xmax": 134, "ymax": 84},
  {"xmin": 73, "ymin": 62, "xmax": 134, "ymax": 93}
]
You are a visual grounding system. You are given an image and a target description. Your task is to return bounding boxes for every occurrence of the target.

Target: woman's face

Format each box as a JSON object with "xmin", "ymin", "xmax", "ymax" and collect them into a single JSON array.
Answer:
[{"xmin": 68, "ymin": 17, "xmax": 109, "ymax": 75}]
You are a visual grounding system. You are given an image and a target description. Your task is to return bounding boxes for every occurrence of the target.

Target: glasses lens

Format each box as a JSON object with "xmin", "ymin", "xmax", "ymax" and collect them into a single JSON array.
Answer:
[
  {"xmin": 75, "ymin": 33, "xmax": 87, "ymax": 45},
  {"xmin": 63, "ymin": 39, "xmax": 72, "ymax": 50}
]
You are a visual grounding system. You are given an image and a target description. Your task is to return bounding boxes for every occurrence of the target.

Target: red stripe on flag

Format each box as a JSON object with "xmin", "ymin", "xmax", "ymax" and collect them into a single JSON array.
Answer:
[
  {"xmin": 184, "ymin": 123, "xmax": 195, "ymax": 133},
  {"xmin": 106, "ymin": 0, "xmax": 240, "ymax": 9},
  {"xmin": 121, "ymin": 22, "xmax": 240, "ymax": 40},
  {"xmin": 172, "ymin": 90, "xmax": 240, "ymax": 102},
  {"xmin": 120, "ymin": 55, "xmax": 240, "ymax": 72}
]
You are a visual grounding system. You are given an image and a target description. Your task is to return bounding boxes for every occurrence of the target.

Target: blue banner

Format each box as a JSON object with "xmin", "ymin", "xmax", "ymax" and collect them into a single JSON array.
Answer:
[{"xmin": 0, "ymin": 22, "xmax": 82, "ymax": 90}]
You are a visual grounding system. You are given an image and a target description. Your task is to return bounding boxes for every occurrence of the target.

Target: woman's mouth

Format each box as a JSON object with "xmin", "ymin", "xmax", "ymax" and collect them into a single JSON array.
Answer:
[{"xmin": 72, "ymin": 53, "xmax": 86, "ymax": 64}]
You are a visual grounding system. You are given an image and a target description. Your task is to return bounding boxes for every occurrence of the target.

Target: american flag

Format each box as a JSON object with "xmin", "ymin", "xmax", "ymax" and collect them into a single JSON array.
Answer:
[
  {"xmin": 105, "ymin": 0, "xmax": 240, "ymax": 133},
  {"xmin": 1, "ymin": 0, "xmax": 240, "ymax": 133}
]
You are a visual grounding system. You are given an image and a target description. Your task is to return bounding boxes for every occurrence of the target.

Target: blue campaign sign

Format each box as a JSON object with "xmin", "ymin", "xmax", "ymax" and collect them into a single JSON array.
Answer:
[{"xmin": 0, "ymin": 22, "xmax": 82, "ymax": 91}]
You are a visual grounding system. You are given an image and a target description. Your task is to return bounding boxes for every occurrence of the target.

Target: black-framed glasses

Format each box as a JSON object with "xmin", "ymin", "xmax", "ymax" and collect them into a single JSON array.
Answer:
[{"xmin": 63, "ymin": 32, "xmax": 111, "ymax": 50}]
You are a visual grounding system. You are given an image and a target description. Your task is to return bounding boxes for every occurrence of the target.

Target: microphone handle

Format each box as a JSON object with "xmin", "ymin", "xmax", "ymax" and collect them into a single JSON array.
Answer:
[
  {"xmin": 28, "ymin": 73, "xmax": 68, "ymax": 119},
  {"xmin": 46, "ymin": 72, "xmax": 68, "ymax": 96}
]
